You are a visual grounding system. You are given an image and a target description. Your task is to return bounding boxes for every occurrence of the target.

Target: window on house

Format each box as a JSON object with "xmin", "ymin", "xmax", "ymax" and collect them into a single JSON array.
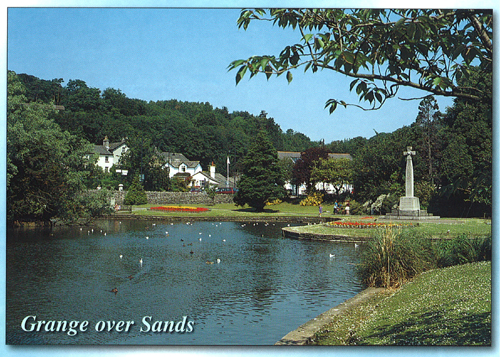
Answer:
[
  {"xmin": 181, "ymin": 166, "xmax": 186, "ymax": 172},
  {"xmin": 105, "ymin": 156, "xmax": 109, "ymax": 163}
]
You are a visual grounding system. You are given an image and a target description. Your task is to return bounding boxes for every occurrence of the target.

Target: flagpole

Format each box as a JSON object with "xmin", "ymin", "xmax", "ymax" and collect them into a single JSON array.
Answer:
[{"xmin": 226, "ymin": 156, "xmax": 230, "ymax": 187}]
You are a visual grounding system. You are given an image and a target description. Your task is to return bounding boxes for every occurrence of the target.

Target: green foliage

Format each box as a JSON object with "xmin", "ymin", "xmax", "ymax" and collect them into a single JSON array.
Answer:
[
  {"xmin": 359, "ymin": 228, "xmax": 436, "ymax": 288},
  {"xmin": 359, "ymin": 229, "xmax": 492, "ymax": 289},
  {"xmin": 7, "ymin": 71, "xmax": 95, "ymax": 222},
  {"xmin": 205, "ymin": 186, "xmax": 217, "ymax": 204},
  {"xmin": 351, "ymin": 130, "xmax": 409, "ymax": 203},
  {"xmin": 170, "ymin": 177, "xmax": 190, "ymax": 192},
  {"xmin": 123, "ymin": 175, "xmax": 148, "ymax": 205},
  {"xmin": 234, "ymin": 130, "xmax": 285, "ymax": 211},
  {"xmin": 59, "ymin": 189, "xmax": 114, "ymax": 224},
  {"xmin": 292, "ymin": 147, "xmax": 330, "ymax": 192},
  {"xmin": 414, "ymin": 181, "xmax": 436, "ymax": 210},
  {"xmin": 311, "ymin": 157, "xmax": 352, "ymax": 196},
  {"xmin": 436, "ymin": 235, "xmax": 492, "ymax": 268},
  {"xmin": 230, "ymin": 9, "xmax": 492, "ymax": 112},
  {"xmin": 414, "ymin": 96, "xmax": 444, "ymax": 185},
  {"xmin": 347, "ymin": 200, "xmax": 364, "ymax": 215},
  {"xmin": 14, "ymin": 71, "xmax": 318, "ymax": 179},
  {"xmin": 328, "ymin": 136, "xmax": 367, "ymax": 156},
  {"xmin": 277, "ymin": 157, "xmax": 294, "ymax": 184}
]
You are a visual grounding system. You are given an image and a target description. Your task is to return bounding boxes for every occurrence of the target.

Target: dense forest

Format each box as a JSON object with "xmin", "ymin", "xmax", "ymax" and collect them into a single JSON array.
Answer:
[
  {"xmin": 15, "ymin": 72, "xmax": 318, "ymax": 173},
  {"xmin": 8, "ymin": 69, "xmax": 492, "ymax": 220}
]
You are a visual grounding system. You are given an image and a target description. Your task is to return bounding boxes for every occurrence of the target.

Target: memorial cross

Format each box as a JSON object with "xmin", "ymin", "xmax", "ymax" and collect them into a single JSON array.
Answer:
[{"xmin": 403, "ymin": 146, "xmax": 416, "ymax": 197}]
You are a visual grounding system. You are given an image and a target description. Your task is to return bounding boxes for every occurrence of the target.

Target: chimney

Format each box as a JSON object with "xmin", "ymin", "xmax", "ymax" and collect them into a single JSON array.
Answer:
[
  {"xmin": 103, "ymin": 136, "xmax": 110, "ymax": 150},
  {"xmin": 210, "ymin": 162, "xmax": 216, "ymax": 179}
]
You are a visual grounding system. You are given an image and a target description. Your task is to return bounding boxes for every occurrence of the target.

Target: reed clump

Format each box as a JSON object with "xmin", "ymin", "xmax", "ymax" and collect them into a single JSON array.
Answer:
[
  {"xmin": 358, "ymin": 228, "xmax": 492, "ymax": 289},
  {"xmin": 359, "ymin": 227, "xmax": 435, "ymax": 288}
]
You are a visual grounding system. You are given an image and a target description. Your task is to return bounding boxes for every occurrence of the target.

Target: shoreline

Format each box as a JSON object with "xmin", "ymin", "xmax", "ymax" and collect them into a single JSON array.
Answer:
[
  {"xmin": 281, "ymin": 226, "xmax": 371, "ymax": 243},
  {"xmin": 275, "ymin": 287, "xmax": 385, "ymax": 345}
]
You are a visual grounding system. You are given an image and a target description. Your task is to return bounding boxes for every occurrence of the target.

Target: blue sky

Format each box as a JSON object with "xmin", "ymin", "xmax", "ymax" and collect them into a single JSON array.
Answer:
[
  {"xmin": 5, "ymin": 4, "xmax": 472, "ymax": 143},
  {"xmin": 2, "ymin": 1, "xmax": 498, "ymax": 357}
]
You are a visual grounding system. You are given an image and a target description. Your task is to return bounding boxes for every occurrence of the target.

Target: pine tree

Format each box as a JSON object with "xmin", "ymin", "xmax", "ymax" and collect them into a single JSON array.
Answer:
[
  {"xmin": 123, "ymin": 175, "xmax": 148, "ymax": 205},
  {"xmin": 234, "ymin": 130, "xmax": 285, "ymax": 211}
]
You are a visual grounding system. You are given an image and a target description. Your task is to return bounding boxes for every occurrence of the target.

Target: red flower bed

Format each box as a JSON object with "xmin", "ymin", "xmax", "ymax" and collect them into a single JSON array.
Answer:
[
  {"xmin": 328, "ymin": 221, "xmax": 411, "ymax": 229},
  {"xmin": 149, "ymin": 206, "xmax": 209, "ymax": 213}
]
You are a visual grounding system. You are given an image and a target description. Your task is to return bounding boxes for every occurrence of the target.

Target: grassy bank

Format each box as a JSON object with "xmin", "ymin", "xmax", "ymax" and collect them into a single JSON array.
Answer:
[
  {"xmin": 314, "ymin": 261, "xmax": 491, "ymax": 345},
  {"xmin": 287, "ymin": 217, "xmax": 491, "ymax": 240}
]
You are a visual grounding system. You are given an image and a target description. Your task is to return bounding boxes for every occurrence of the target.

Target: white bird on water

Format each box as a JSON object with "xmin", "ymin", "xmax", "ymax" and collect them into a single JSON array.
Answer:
[
  {"xmin": 216, "ymin": 258, "xmax": 221, "ymax": 264},
  {"xmin": 354, "ymin": 243, "xmax": 360, "ymax": 249},
  {"xmin": 139, "ymin": 258, "xmax": 143, "ymax": 267},
  {"xmin": 119, "ymin": 254, "xmax": 123, "ymax": 259},
  {"xmin": 329, "ymin": 253, "xmax": 336, "ymax": 258}
]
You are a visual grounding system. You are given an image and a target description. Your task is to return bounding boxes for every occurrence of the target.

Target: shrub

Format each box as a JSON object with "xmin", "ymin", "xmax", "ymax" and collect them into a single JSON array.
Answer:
[
  {"xmin": 435, "ymin": 234, "xmax": 492, "ymax": 268},
  {"xmin": 349, "ymin": 199, "xmax": 366, "ymax": 215},
  {"xmin": 265, "ymin": 198, "xmax": 283, "ymax": 205},
  {"xmin": 124, "ymin": 175, "xmax": 148, "ymax": 205},
  {"xmin": 59, "ymin": 189, "xmax": 114, "ymax": 224},
  {"xmin": 380, "ymin": 194, "xmax": 399, "ymax": 214},
  {"xmin": 300, "ymin": 192, "xmax": 324, "ymax": 206},
  {"xmin": 358, "ymin": 228, "xmax": 436, "ymax": 288}
]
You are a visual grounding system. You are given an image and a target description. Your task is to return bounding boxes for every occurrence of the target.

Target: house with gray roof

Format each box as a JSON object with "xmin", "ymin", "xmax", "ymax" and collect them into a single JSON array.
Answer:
[
  {"xmin": 158, "ymin": 152, "xmax": 203, "ymax": 179},
  {"xmin": 190, "ymin": 162, "xmax": 238, "ymax": 189},
  {"xmin": 94, "ymin": 136, "xmax": 128, "ymax": 173}
]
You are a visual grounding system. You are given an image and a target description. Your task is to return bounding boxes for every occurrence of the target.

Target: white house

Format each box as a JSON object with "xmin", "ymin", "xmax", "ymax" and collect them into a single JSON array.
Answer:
[
  {"xmin": 190, "ymin": 162, "xmax": 237, "ymax": 189},
  {"xmin": 93, "ymin": 136, "xmax": 128, "ymax": 173},
  {"xmin": 158, "ymin": 152, "xmax": 203, "ymax": 179},
  {"xmin": 277, "ymin": 151, "xmax": 354, "ymax": 195}
]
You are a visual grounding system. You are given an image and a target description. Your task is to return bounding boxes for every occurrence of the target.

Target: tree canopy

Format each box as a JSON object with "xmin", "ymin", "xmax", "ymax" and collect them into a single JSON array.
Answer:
[
  {"xmin": 7, "ymin": 71, "xmax": 103, "ymax": 222},
  {"xmin": 234, "ymin": 130, "xmax": 285, "ymax": 211},
  {"xmin": 12, "ymin": 70, "xmax": 318, "ymax": 182},
  {"xmin": 291, "ymin": 147, "xmax": 330, "ymax": 192},
  {"xmin": 229, "ymin": 9, "xmax": 492, "ymax": 112}
]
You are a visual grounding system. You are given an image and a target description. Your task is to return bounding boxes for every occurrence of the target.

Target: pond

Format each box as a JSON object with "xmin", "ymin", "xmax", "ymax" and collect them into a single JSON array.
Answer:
[{"xmin": 6, "ymin": 219, "xmax": 365, "ymax": 345}]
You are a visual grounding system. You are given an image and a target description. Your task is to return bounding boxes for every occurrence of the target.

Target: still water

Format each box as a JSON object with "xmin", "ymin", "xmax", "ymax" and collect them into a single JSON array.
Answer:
[{"xmin": 6, "ymin": 219, "xmax": 365, "ymax": 345}]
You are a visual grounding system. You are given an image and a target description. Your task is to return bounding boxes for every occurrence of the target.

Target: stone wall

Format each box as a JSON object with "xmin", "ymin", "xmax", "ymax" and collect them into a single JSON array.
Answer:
[{"xmin": 107, "ymin": 191, "xmax": 234, "ymax": 205}]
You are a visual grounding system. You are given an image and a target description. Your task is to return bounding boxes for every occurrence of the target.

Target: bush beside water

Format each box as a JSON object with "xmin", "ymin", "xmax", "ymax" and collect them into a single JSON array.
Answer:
[{"xmin": 359, "ymin": 229, "xmax": 492, "ymax": 288}]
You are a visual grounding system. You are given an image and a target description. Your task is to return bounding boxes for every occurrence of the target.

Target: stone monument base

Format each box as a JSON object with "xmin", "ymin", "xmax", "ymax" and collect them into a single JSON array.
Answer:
[
  {"xmin": 399, "ymin": 197, "xmax": 420, "ymax": 211},
  {"xmin": 380, "ymin": 196, "xmax": 440, "ymax": 220},
  {"xmin": 380, "ymin": 209, "xmax": 440, "ymax": 220}
]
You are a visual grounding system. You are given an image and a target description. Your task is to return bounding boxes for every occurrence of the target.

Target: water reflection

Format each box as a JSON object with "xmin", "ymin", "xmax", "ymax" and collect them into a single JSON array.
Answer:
[{"xmin": 6, "ymin": 220, "xmax": 365, "ymax": 345}]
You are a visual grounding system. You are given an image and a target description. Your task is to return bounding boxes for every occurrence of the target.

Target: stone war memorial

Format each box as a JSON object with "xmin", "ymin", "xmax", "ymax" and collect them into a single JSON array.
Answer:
[{"xmin": 383, "ymin": 146, "xmax": 440, "ymax": 220}]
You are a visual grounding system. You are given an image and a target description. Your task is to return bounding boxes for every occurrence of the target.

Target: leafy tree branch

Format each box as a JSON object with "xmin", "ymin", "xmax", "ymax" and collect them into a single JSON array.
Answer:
[{"xmin": 229, "ymin": 8, "xmax": 492, "ymax": 112}]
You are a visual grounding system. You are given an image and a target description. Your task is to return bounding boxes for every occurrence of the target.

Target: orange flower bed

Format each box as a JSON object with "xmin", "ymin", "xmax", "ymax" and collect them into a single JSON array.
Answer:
[{"xmin": 150, "ymin": 206, "xmax": 209, "ymax": 213}]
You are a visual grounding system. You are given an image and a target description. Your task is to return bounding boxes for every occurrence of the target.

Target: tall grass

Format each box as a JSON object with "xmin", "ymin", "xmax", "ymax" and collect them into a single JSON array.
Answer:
[
  {"xmin": 435, "ymin": 234, "xmax": 492, "ymax": 268},
  {"xmin": 359, "ymin": 228, "xmax": 435, "ymax": 288},
  {"xmin": 359, "ymin": 229, "xmax": 492, "ymax": 288}
]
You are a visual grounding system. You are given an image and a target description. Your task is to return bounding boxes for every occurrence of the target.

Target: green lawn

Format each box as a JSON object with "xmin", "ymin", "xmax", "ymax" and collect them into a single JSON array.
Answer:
[
  {"xmin": 287, "ymin": 217, "xmax": 492, "ymax": 239},
  {"xmin": 120, "ymin": 202, "xmax": 327, "ymax": 218},
  {"xmin": 314, "ymin": 261, "xmax": 491, "ymax": 345}
]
